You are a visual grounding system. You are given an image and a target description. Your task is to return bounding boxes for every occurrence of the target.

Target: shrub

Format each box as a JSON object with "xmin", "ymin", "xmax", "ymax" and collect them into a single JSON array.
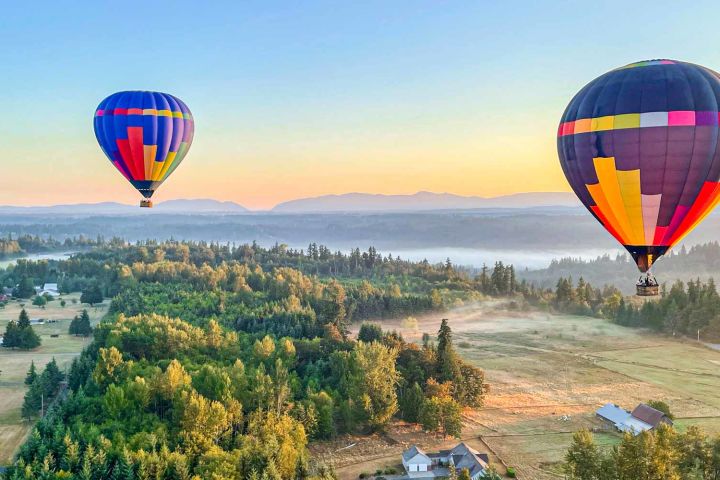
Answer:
[
  {"xmin": 375, "ymin": 470, "xmax": 383, "ymax": 476},
  {"xmin": 506, "ymin": 466, "xmax": 516, "ymax": 478},
  {"xmin": 384, "ymin": 468, "xmax": 397, "ymax": 474},
  {"xmin": 359, "ymin": 473, "xmax": 368, "ymax": 479}
]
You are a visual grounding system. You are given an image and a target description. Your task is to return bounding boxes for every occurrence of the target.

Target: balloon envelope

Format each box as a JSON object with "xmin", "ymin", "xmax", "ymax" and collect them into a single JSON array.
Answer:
[
  {"xmin": 558, "ymin": 60, "xmax": 720, "ymax": 271},
  {"xmin": 94, "ymin": 91, "xmax": 194, "ymax": 200}
]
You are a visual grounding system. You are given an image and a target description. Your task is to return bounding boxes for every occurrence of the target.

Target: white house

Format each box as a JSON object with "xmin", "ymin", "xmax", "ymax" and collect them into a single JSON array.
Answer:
[
  {"xmin": 39, "ymin": 283, "xmax": 60, "ymax": 297},
  {"xmin": 402, "ymin": 445, "xmax": 432, "ymax": 474},
  {"xmin": 401, "ymin": 443, "xmax": 488, "ymax": 479}
]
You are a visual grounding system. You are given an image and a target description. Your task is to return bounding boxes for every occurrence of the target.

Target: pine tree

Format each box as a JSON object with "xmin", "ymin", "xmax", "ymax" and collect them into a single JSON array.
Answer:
[
  {"xmin": 40, "ymin": 358, "xmax": 63, "ymax": 397},
  {"xmin": 80, "ymin": 284, "xmax": 103, "ymax": 305},
  {"xmin": 15, "ymin": 309, "xmax": 40, "ymax": 349},
  {"xmin": 2, "ymin": 320, "xmax": 20, "ymax": 349},
  {"xmin": 399, "ymin": 382, "xmax": 424, "ymax": 423},
  {"xmin": 22, "ymin": 379, "xmax": 43, "ymax": 419},
  {"xmin": 17, "ymin": 308, "xmax": 30, "ymax": 329},
  {"xmin": 25, "ymin": 361, "xmax": 38, "ymax": 385},
  {"xmin": 78, "ymin": 309, "xmax": 92, "ymax": 336},
  {"xmin": 436, "ymin": 319, "xmax": 460, "ymax": 383}
]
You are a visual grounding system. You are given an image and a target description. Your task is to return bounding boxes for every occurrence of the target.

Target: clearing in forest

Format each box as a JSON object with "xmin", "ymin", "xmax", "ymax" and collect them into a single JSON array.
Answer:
[{"xmin": 0, "ymin": 293, "xmax": 107, "ymax": 464}]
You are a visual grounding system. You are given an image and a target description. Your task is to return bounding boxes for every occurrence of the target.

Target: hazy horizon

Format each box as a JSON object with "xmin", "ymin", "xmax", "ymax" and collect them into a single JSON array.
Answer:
[{"xmin": 0, "ymin": 190, "xmax": 578, "ymax": 211}]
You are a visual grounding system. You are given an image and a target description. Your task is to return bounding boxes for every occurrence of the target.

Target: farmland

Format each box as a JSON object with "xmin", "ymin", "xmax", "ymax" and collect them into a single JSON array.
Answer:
[
  {"xmin": 333, "ymin": 301, "xmax": 720, "ymax": 479},
  {"xmin": 0, "ymin": 294, "xmax": 107, "ymax": 464}
]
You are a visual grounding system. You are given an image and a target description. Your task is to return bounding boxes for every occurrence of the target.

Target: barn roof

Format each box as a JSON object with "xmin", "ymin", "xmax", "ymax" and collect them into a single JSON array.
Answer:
[
  {"xmin": 596, "ymin": 403, "xmax": 631, "ymax": 424},
  {"xmin": 631, "ymin": 404, "xmax": 671, "ymax": 427}
]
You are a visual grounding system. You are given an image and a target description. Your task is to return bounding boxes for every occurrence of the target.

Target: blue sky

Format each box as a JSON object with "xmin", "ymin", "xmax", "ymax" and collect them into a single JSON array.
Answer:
[{"xmin": 2, "ymin": 1, "xmax": 720, "ymax": 208}]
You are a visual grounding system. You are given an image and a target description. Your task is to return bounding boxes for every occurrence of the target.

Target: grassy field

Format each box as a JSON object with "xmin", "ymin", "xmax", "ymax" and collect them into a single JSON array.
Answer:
[
  {"xmin": 0, "ymin": 294, "xmax": 107, "ymax": 464},
  {"xmin": 342, "ymin": 301, "xmax": 720, "ymax": 480}
]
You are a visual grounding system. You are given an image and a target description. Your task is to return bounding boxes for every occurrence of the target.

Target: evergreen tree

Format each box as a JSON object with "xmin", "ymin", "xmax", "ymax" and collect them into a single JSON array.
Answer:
[
  {"xmin": 13, "ymin": 276, "xmax": 36, "ymax": 298},
  {"xmin": 436, "ymin": 319, "xmax": 460, "ymax": 383},
  {"xmin": 2, "ymin": 320, "xmax": 20, "ymax": 349},
  {"xmin": 22, "ymin": 379, "xmax": 43, "ymax": 419},
  {"xmin": 40, "ymin": 358, "xmax": 63, "ymax": 397},
  {"xmin": 19, "ymin": 323, "xmax": 41, "ymax": 350},
  {"xmin": 17, "ymin": 308, "xmax": 30, "ymax": 329},
  {"xmin": 25, "ymin": 361, "xmax": 38, "ymax": 385},
  {"xmin": 399, "ymin": 382, "xmax": 424, "ymax": 423},
  {"xmin": 357, "ymin": 323, "xmax": 383, "ymax": 343},
  {"xmin": 80, "ymin": 284, "xmax": 103, "ymax": 305},
  {"xmin": 69, "ymin": 310, "xmax": 92, "ymax": 337},
  {"xmin": 15, "ymin": 309, "xmax": 40, "ymax": 349}
]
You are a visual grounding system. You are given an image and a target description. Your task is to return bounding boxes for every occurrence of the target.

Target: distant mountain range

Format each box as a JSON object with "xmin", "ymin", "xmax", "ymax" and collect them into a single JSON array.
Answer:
[
  {"xmin": 0, "ymin": 192, "xmax": 580, "ymax": 215},
  {"xmin": 271, "ymin": 191, "xmax": 580, "ymax": 212},
  {"xmin": 0, "ymin": 199, "xmax": 248, "ymax": 215}
]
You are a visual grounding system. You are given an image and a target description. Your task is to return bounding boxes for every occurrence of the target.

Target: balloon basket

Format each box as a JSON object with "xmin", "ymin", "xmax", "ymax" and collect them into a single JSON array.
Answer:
[
  {"xmin": 636, "ymin": 284, "xmax": 659, "ymax": 297},
  {"xmin": 140, "ymin": 199, "xmax": 153, "ymax": 208}
]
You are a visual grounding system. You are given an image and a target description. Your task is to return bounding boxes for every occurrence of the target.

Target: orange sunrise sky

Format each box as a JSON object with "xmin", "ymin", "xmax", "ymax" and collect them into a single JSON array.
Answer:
[{"xmin": 2, "ymin": 2, "xmax": 719, "ymax": 209}]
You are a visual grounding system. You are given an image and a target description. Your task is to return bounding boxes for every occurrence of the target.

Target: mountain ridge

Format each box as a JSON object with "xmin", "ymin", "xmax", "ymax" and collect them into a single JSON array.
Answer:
[
  {"xmin": 271, "ymin": 191, "xmax": 580, "ymax": 212},
  {"xmin": 0, "ymin": 192, "xmax": 580, "ymax": 214}
]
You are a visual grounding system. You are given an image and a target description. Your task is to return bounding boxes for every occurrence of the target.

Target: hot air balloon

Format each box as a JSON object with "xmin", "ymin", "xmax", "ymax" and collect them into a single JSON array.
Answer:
[
  {"xmin": 94, "ymin": 91, "xmax": 194, "ymax": 207},
  {"xmin": 558, "ymin": 60, "xmax": 720, "ymax": 295}
]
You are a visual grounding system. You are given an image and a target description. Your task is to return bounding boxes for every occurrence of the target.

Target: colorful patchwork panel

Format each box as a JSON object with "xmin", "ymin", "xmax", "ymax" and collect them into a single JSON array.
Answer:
[
  {"xmin": 94, "ymin": 91, "xmax": 194, "ymax": 199},
  {"xmin": 557, "ymin": 60, "xmax": 720, "ymax": 271}
]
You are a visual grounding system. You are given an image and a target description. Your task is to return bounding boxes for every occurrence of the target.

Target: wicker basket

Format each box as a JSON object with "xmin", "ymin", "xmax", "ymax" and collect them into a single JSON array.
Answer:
[{"xmin": 636, "ymin": 284, "xmax": 659, "ymax": 296}]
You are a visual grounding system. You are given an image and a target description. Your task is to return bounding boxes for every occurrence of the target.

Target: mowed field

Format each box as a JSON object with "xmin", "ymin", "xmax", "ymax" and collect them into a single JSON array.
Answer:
[
  {"xmin": 335, "ymin": 301, "xmax": 720, "ymax": 480},
  {"xmin": 0, "ymin": 294, "xmax": 107, "ymax": 464}
]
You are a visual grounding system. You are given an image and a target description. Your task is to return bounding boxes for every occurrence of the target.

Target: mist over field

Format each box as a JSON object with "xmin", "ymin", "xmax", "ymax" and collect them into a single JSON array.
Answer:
[{"xmin": 1, "ymin": 206, "xmax": 718, "ymax": 268}]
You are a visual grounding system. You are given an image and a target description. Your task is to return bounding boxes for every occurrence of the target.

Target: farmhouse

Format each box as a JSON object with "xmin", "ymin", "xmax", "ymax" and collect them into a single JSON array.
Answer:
[
  {"xmin": 402, "ymin": 442, "xmax": 489, "ymax": 479},
  {"xmin": 38, "ymin": 283, "xmax": 60, "ymax": 297},
  {"xmin": 596, "ymin": 403, "xmax": 671, "ymax": 435}
]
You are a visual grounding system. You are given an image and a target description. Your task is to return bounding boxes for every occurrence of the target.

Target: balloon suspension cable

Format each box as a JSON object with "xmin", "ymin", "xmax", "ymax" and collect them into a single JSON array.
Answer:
[{"xmin": 140, "ymin": 198, "xmax": 153, "ymax": 208}]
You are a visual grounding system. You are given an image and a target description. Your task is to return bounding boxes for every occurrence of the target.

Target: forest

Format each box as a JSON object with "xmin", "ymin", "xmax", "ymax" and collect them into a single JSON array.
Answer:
[
  {"xmin": 520, "ymin": 241, "xmax": 720, "ymax": 293},
  {"xmin": 4, "ymin": 239, "xmax": 720, "ymax": 478},
  {"xmin": 1, "ymin": 240, "xmax": 489, "ymax": 479}
]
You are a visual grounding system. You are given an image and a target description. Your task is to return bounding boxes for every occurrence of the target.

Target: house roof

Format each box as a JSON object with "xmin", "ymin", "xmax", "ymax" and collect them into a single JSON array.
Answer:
[
  {"xmin": 596, "ymin": 403, "xmax": 631, "ymax": 424},
  {"xmin": 631, "ymin": 404, "xmax": 671, "ymax": 427},
  {"xmin": 618, "ymin": 416, "xmax": 653, "ymax": 434},
  {"xmin": 449, "ymin": 443, "xmax": 487, "ymax": 475},
  {"xmin": 402, "ymin": 445, "xmax": 431, "ymax": 463},
  {"xmin": 450, "ymin": 442, "xmax": 481, "ymax": 457}
]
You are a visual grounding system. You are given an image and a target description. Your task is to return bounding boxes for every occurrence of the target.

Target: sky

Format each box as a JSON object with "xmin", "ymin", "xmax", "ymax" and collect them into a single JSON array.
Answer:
[{"xmin": 2, "ymin": 1, "xmax": 720, "ymax": 209}]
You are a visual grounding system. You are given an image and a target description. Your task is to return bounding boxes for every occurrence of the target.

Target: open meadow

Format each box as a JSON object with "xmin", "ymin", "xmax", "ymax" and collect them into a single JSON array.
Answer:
[
  {"xmin": 0, "ymin": 294, "xmax": 107, "ymax": 464},
  {"xmin": 333, "ymin": 301, "xmax": 720, "ymax": 480}
]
